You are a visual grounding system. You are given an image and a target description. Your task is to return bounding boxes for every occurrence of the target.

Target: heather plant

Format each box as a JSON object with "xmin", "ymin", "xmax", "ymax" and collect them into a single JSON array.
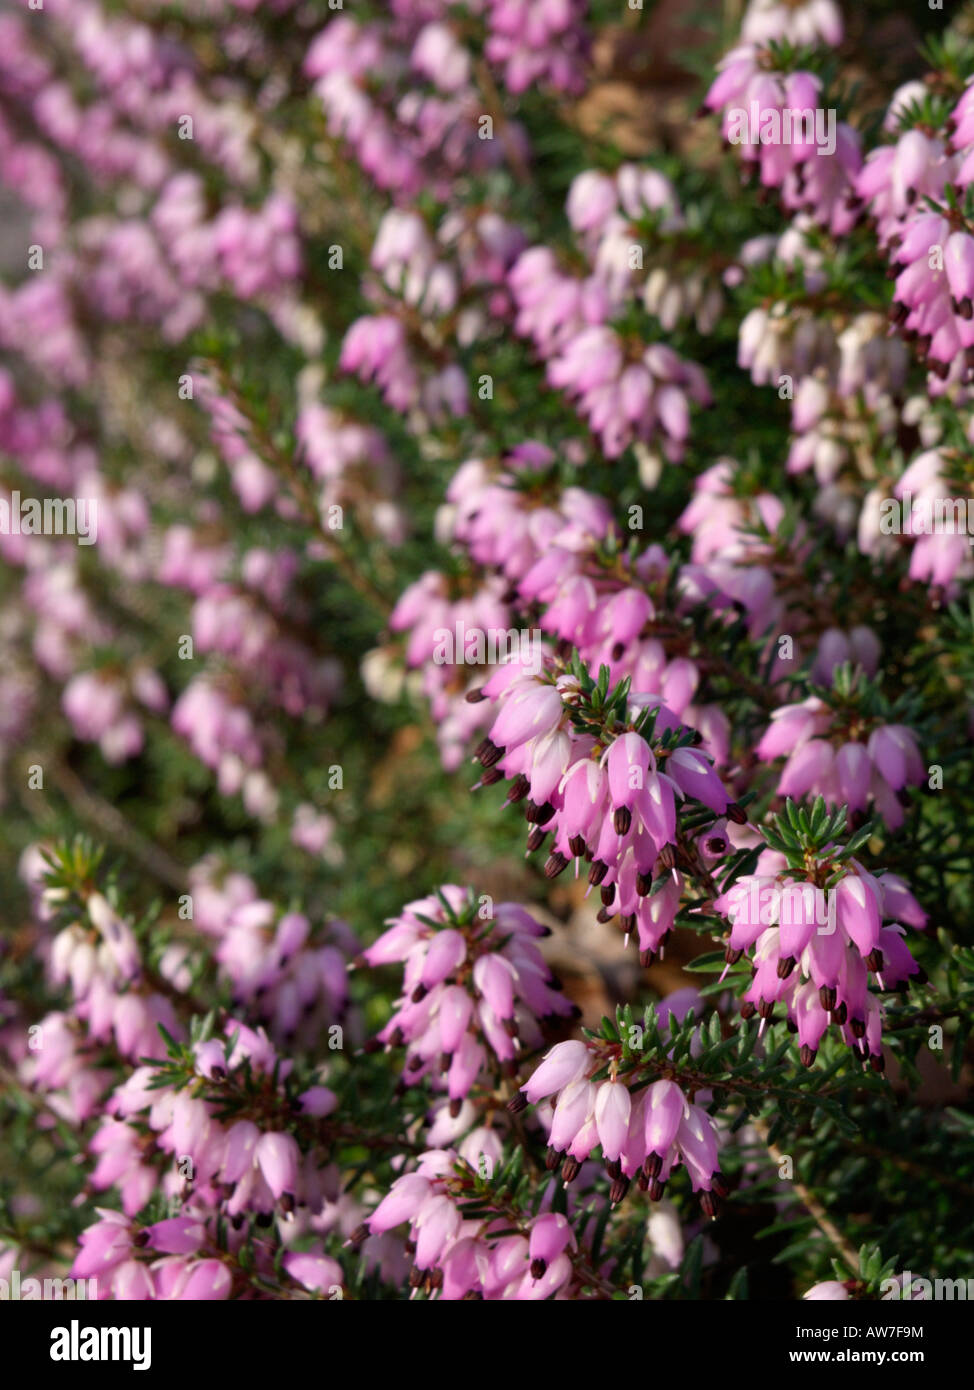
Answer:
[{"xmin": 0, "ymin": 0, "xmax": 973, "ymax": 1316}]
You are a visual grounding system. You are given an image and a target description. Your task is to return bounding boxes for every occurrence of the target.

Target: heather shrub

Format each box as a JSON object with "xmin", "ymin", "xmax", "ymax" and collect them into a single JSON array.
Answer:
[{"xmin": 0, "ymin": 0, "xmax": 972, "ymax": 1314}]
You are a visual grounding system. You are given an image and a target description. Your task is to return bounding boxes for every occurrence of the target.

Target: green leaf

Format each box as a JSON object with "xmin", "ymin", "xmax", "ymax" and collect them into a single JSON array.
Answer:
[{"xmin": 600, "ymin": 1015, "xmax": 620, "ymax": 1043}]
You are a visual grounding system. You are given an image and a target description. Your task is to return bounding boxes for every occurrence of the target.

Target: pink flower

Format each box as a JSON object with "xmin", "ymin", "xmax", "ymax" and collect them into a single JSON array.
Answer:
[
  {"xmin": 666, "ymin": 746, "xmax": 730, "ymax": 813},
  {"xmin": 594, "ymin": 1080, "xmax": 632, "ymax": 1161},
  {"xmin": 254, "ymin": 1131, "xmax": 300, "ymax": 1202},
  {"xmin": 644, "ymin": 1080, "xmax": 686, "ymax": 1159},
  {"xmin": 521, "ymin": 1040, "xmax": 591, "ymax": 1103},
  {"xmin": 804, "ymin": 1280, "xmax": 851, "ymax": 1300},
  {"xmin": 174, "ymin": 1260, "xmax": 233, "ymax": 1300},
  {"xmin": 283, "ymin": 1252, "xmax": 343, "ymax": 1294}
]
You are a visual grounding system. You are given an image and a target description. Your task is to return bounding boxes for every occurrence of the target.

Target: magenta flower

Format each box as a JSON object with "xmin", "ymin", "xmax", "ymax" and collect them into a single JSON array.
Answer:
[
  {"xmin": 363, "ymin": 888, "xmax": 573, "ymax": 1106},
  {"xmin": 516, "ymin": 1034, "xmax": 723, "ymax": 1212},
  {"xmin": 715, "ymin": 843, "xmax": 924, "ymax": 1065}
]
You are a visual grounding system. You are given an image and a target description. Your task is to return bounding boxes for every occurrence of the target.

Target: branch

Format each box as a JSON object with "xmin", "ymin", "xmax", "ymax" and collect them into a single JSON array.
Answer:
[{"xmin": 753, "ymin": 1116, "xmax": 861, "ymax": 1277}]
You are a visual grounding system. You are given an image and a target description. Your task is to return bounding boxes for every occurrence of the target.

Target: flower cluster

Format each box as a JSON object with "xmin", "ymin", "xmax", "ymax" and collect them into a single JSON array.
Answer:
[
  {"xmin": 512, "ymin": 1038, "xmax": 725, "ymax": 1215},
  {"xmin": 714, "ymin": 804, "xmax": 927, "ymax": 1066},
  {"xmin": 362, "ymin": 886, "xmax": 574, "ymax": 1107},
  {"xmin": 68, "ymin": 1015, "xmax": 352, "ymax": 1300},
  {"xmin": 366, "ymin": 1150, "xmax": 587, "ymax": 1300},
  {"xmin": 704, "ymin": 4, "xmax": 859, "ymax": 238},
  {"xmin": 474, "ymin": 661, "xmax": 736, "ymax": 961},
  {"xmin": 510, "ymin": 247, "xmax": 711, "ymax": 461},
  {"xmin": 756, "ymin": 696, "xmax": 925, "ymax": 829},
  {"xmin": 0, "ymin": 0, "xmax": 971, "ymax": 1315}
]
